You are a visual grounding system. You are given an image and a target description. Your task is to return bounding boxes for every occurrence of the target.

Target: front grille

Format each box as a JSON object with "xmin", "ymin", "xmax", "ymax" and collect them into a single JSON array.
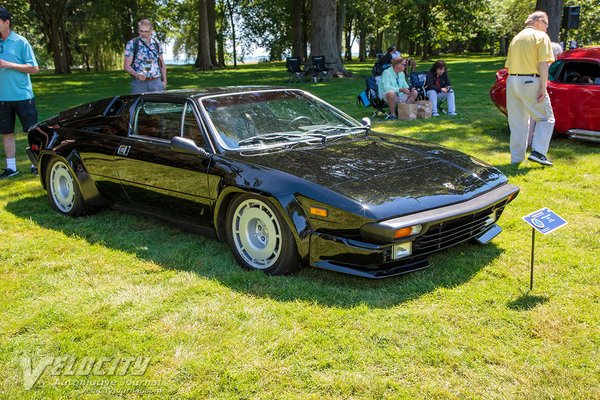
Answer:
[{"xmin": 413, "ymin": 205, "xmax": 506, "ymax": 255}]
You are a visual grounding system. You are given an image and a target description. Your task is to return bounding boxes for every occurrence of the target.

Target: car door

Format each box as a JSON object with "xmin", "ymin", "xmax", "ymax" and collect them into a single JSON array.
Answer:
[
  {"xmin": 66, "ymin": 97, "xmax": 132, "ymax": 203},
  {"xmin": 548, "ymin": 60, "xmax": 600, "ymax": 133},
  {"xmin": 115, "ymin": 98, "xmax": 213, "ymax": 224},
  {"xmin": 563, "ymin": 60, "xmax": 600, "ymax": 132}
]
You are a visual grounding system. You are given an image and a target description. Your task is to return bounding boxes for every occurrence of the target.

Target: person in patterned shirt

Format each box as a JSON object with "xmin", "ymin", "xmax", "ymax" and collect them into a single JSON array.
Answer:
[{"xmin": 124, "ymin": 19, "xmax": 167, "ymax": 94}]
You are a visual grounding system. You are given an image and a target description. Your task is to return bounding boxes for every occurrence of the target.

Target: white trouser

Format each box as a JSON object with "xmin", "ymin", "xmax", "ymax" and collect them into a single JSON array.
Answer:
[
  {"xmin": 506, "ymin": 75, "xmax": 555, "ymax": 163},
  {"xmin": 426, "ymin": 90, "xmax": 456, "ymax": 114}
]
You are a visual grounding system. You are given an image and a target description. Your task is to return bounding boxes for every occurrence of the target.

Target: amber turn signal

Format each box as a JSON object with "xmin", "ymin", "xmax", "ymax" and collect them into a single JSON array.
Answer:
[
  {"xmin": 393, "ymin": 227, "xmax": 413, "ymax": 239},
  {"xmin": 393, "ymin": 225, "xmax": 422, "ymax": 239},
  {"xmin": 310, "ymin": 206, "xmax": 328, "ymax": 217}
]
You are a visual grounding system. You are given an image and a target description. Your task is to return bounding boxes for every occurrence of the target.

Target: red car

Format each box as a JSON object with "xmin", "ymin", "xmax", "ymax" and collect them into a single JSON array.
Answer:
[{"xmin": 490, "ymin": 47, "xmax": 600, "ymax": 143}]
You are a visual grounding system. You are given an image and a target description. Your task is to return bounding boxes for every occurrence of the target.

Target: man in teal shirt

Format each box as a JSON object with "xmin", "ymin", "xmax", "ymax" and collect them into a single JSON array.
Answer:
[
  {"xmin": 378, "ymin": 57, "xmax": 417, "ymax": 120},
  {"xmin": 0, "ymin": 7, "xmax": 39, "ymax": 178}
]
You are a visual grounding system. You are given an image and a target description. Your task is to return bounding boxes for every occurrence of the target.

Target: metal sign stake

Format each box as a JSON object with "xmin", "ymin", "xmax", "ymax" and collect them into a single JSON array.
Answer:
[
  {"xmin": 522, "ymin": 208, "xmax": 567, "ymax": 292},
  {"xmin": 530, "ymin": 228, "xmax": 535, "ymax": 290}
]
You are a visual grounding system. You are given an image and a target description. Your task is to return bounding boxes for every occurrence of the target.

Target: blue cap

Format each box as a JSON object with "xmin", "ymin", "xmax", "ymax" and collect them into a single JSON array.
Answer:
[{"xmin": 0, "ymin": 7, "xmax": 10, "ymax": 21}]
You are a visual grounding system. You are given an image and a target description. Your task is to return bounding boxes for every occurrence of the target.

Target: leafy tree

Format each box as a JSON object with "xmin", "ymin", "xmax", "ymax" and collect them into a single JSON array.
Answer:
[
  {"xmin": 238, "ymin": 0, "xmax": 293, "ymax": 60},
  {"xmin": 1, "ymin": 0, "xmax": 51, "ymax": 66},
  {"xmin": 563, "ymin": 0, "xmax": 600, "ymax": 45},
  {"xmin": 27, "ymin": 0, "xmax": 84, "ymax": 74}
]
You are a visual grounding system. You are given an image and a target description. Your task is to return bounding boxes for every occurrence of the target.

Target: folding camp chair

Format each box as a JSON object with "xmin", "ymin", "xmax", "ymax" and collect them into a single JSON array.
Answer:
[
  {"xmin": 356, "ymin": 76, "xmax": 388, "ymax": 118},
  {"xmin": 409, "ymin": 71, "xmax": 428, "ymax": 101},
  {"xmin": 310, "ymin": 55, "xmax": 333, "ymax": 82},
  {"xmin": 286, "ymin": 57, "xmax": 305, "ymax": 83},
  {"xmin": 409, "ymin": 70, "xmax": 448, "ymax": 112}
]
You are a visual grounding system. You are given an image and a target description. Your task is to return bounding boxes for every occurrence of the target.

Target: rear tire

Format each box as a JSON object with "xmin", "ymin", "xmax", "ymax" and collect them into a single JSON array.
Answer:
[
  {"xmin": 45, "ymin": 157, "xmax": 86, "ymax": 216},
  {"xmin": 226, "ymin": 194, "xmax": 301, "ymax": 275}
]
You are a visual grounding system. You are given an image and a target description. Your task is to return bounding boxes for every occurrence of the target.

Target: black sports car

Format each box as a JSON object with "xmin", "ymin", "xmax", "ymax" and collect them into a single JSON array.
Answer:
[{"xmin": 27, "ymin": 87, "xmax": 519, "ymax": 278}]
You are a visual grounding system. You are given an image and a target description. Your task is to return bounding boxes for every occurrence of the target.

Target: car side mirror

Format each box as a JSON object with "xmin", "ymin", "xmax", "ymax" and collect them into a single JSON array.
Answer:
[{"xmin": 170, "ymin": 136, "xmax": 209, "ymax": 157}]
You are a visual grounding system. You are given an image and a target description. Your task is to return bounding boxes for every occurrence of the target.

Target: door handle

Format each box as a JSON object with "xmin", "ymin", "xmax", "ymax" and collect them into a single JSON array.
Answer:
[{"xmin": 117, "ymin": 145, "xmax": 131, "ymax": 156}]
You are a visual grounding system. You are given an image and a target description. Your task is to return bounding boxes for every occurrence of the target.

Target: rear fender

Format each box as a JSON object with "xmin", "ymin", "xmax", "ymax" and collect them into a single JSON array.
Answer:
[{"xmin": 39, "ymin": 150, "xmax": 107, "ymax": 207}]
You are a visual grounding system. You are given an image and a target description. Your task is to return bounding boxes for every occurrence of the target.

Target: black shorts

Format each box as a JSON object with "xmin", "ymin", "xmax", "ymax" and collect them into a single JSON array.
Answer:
[{"xmin": 0, "ymin": 98, "xmax": 38, "ymax": 135}]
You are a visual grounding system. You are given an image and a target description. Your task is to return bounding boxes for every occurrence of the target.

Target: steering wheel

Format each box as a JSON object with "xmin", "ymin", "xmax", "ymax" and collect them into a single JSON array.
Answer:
[{"xmin": 288, "ymin": 116, "xmax": 314, "ymax": 129}]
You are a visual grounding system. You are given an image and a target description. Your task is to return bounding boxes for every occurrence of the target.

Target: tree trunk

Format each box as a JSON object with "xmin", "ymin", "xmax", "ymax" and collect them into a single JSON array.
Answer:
[
  {"xmin": 310, "ymin": 0, "xmax": 349, "ymax": 75},
  {"xmin": 336, "ymin": 0, "xmax": 346, "ymax": 57},
  {"xmin": 303, "ymin": 0, "xmax": 309, "ymax": 60},
  {"xmin": 217, "ymin": 1, "xmax": 226, "ymax": 66},
  {"xmin": 225, "ymin": 0, "xmax": 237, "ymax": 67},
  {"xmin": 419, "ymin": 11, "xmax": 430, "ymax": 61},
  {"xmin": 194, "ymin": 0, "xmax": 215, "ymax": 70},
  {"xmin": 208, "ymin": 0, "xmax": 218, "ymax": 66},
  {"xmin": 358, "ymin": 31, "xmax": 366, "ymax": 62},
  {"xmin": 291, "ymin": 0, "xmax": 304, "ymax": 58},
  {"xmin": 344, "ymin": 17, "xmax": 353, "ymax": 61},
  {"xmin": 376, "ymin": 31, "xmax": 383, "ymax": 54},
  {"xmin": 499, "ymin": 36, "xmax": 507, "ymax": 56},
  {"xmin": 535, "ymin": 0, "xmax": 564, "ymax": 42}
]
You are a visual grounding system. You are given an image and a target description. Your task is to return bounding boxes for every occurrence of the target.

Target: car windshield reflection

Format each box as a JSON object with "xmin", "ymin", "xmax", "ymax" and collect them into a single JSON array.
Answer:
[{"xmin": 199, "ymin": 89, "xmax": 364, "ymax": 149}]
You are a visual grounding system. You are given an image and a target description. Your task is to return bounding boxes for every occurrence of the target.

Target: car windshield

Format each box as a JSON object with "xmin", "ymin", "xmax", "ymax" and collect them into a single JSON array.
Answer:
[{"xmin": 199, "ymin": 89, "xmax": 365, "ymax": 149}]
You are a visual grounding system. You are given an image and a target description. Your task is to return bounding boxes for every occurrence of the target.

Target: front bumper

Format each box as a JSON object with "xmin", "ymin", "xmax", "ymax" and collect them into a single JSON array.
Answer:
[{"xmin": 308, "ymin": 184, "xmax": 519, "ymax": 278}]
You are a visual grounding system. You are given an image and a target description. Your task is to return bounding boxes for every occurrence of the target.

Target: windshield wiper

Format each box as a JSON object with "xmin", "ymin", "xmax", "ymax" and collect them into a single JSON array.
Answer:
[
  {"xmin": 301, "ymin": 125, "xmax": 368, "ymax": 136},
  {"xmin": 237, "ymin": 132, "xmax": 326, "ymax": 146}
]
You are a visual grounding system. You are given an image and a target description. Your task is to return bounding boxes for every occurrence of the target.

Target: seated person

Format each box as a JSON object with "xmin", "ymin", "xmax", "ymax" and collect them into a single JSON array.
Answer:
[
  {"xmin": 425, "ymin": 60, "xmax": 457, "ymax": 116},
  {"xmin": 576, "ymin": 75, "xmax": 593, "ymax": 84},
  {"xmin": 380, "ymin": 45, "xmax": 401, "ymax": 66},
  {"xmin": 378, "ymin": 57, "xmax": 418, "ymax": 120}
]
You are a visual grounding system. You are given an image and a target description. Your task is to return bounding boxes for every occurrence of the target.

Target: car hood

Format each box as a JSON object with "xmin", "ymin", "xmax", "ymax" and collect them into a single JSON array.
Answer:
[{"xmin": 226, "ymin": 133, "xmax": 507, "ymax": 218}]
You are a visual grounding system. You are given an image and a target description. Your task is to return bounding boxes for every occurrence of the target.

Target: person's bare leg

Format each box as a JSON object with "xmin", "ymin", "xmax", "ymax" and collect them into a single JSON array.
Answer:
[
  {"xmin": 3, "ymin": 133, "xmax": 16, "ymax": 158},
  {"xmin": 406, "ymin": 90, "xmax": 418, "ymax": 104},
  {"xmin": 385, "ymin": 92, "xmax": 398, "ymax": 116}
]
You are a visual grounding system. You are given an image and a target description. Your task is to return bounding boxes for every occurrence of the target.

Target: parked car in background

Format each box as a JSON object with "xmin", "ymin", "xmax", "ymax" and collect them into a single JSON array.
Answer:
[
  {"xmin": 490, "ymin": 47, "xmax": 600, "ymax": 143},
  {"xmin": 27, "ymin": 87, "xmax": 519, "ymax": 278}
]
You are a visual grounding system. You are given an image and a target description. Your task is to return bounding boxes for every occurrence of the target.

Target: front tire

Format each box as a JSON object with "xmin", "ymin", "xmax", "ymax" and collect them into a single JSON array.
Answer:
[
  {"xmin": 45, "ymin": 157, "xmax": 85, "ymax": 216},
  {"xmin": 226, "ymin": 194, "xmax": 300, "ymax": 275}
]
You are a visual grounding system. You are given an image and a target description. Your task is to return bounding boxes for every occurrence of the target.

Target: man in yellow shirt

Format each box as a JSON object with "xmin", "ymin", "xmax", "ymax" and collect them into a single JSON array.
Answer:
[{"xmin": 505, "ymin": 11, "xmax": 555, "ymax": 166}]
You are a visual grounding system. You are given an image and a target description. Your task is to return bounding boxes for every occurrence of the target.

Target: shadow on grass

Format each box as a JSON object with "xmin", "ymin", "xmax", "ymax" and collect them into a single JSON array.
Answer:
[
  {"xmin": 7, "ymin": 194, "xmax": 503, "ymax": 309},
  {"xmin": 507, "ymin": 293, "xmax": 549, "ymax": 311}
]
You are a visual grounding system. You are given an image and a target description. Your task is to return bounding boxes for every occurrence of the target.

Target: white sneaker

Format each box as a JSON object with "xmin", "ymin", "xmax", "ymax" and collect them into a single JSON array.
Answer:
[
  {"xmin": 448, "ymin": 112, "xmax": 458, "ymax": 116},
  {"xmin": 432, "ymin": 112, "xmax": 440, "ymax": 117}
]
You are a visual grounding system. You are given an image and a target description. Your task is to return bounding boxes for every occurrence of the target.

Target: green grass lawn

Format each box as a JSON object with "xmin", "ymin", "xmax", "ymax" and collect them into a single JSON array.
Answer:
[{"xmin": 1, "ymin": 55, "xmax": 598, "ymax": 399}]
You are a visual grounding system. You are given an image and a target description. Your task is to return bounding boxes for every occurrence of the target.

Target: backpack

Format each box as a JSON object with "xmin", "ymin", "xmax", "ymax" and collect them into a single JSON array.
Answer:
[
  {"xmin": 356, "ymin": 91, "xmax": 371, "ymax": 107},
  {"xmin": 365, "ymin": 75, "xmax": 380, "ymax": 104},
  {"xmin": 130, "ymin": 37, "xmax": 163, "ymax": 69}
]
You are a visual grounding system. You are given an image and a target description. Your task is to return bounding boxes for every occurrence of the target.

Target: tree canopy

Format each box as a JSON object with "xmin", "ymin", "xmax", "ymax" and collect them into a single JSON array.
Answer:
[{"xmin": 5, "ymin": 0, "xmax": 599, "ymax": 73}]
